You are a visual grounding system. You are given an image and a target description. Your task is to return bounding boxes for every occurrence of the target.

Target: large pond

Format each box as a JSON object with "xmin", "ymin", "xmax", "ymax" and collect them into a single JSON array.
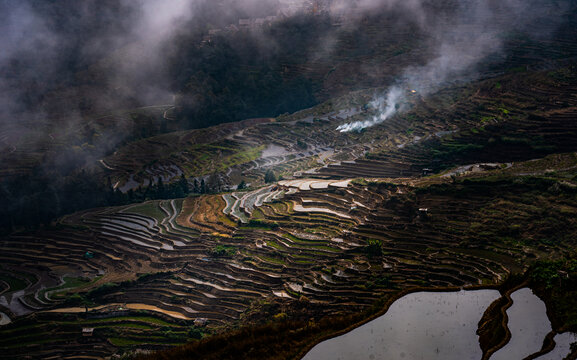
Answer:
[
  {"xmin": 303, "ymin": 289, "xmax": 501, "ymax": 360},
  {"xmin": 303, "ymin": 288, "xmax": 577, "ymax": 360}
]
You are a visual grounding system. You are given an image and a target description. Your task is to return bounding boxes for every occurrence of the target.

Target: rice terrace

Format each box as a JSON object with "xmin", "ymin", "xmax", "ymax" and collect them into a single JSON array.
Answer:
[{"xmin": 1, "ymin": 1, "xmax": 577, "ymax": 359}]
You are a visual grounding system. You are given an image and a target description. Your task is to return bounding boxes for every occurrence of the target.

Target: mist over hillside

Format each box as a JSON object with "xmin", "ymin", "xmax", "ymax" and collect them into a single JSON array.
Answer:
[
  {"xmin": 1, "ymin": 0, "xmax": 575, "ymax": 234},
  {"xmin": 1, "ymin": 0, "xmax": 573, "ymax": 139},
  {"xmin": 1, "ymin": 2, "xmax": 577, "ymax": 358}
]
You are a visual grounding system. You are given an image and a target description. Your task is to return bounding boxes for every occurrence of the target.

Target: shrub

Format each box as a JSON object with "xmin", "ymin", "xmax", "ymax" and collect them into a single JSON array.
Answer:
[
  {"xmin": 264, "ymin": 170, "xmax": 277, "ymax": 183},
  {"xmin": 365, "ymin": 239, "xmax": 383, "ymax": 258},
  {"xmin": 88, "ymin": 282, "xmax": 120, "ymax": 299},
  {"xmin": 273, "ymin": 312, "xmax": 288, "ymax": 321},
  {"xmin": 211, "ymin": 245, "xmax": 236, "ymax": 257},
  {"xmin": 188, "ymin": 326, "xmax": 203, "ymax": 340}
]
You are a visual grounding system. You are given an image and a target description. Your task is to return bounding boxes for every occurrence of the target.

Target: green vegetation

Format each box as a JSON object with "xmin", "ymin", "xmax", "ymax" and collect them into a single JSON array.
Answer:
[
  {"xmin": 181, "ymin": 144, "xmax": 266, "ymax": 175},
  {"xmin": 0, "ymin": 274, "xmax": 29, "ymax": 292},
  {"xmin": 2, "ymin": 12, "xmax": 577, "ymax": 359},
  {"xmin": 109, "ymin": 337, "xmax": 187, "ymax": 347},
  {"xmin": 73, "ymin": 316, "xmax": 177, "ymax": 327},
  {"xmin": 125, "ymin": 202, "xmax": 169, "ymax": 223},
  {"xmin": 364, "ymin": 239, "xmax": 383, "ymax": 258},
  {"xmin": 264, "ymin": 169, "xmax": 277, "ymax": 184},
  {"xmin": 39, "ymin": 276, "xmax": 93, "ymax": 301},
  {"xmin": 103, "ymin": 323, "xmax": 155, "ymax": 330},
  {"xmin": 84, "ymin": 272, "xmax": 174, "ymax": 301},
  {"xmin": 258, "ymin": 255, "xmax": 287, "ymax": 266},
  {"xmin": 139, "ymin": 296, "xmax": 393, "ymax": 360},
  {"xmin": 218, "ymin": 146, "xmax": 265, "ymax": 173},
  {"xmin": 188, "ymin": 325, "xmax": 206, "ymax": 340},
  {"xmin": 528, "ymin": 258, "xmax": 577, "ymax": 331},
  {"xmin": 351, "ymin": 178, "xmax": 369, "ymax": 186},
  {"xmin": 243, "ymin": 219, "xmax": 279, "ymax": 230},
  {"xmin": 211, "ymin": 245, "xmax": 237, "ymax": 257}
]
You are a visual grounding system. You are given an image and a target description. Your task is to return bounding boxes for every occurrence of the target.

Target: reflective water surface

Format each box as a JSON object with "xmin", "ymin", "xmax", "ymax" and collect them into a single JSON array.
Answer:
[
  {"xmin": 303, "ymin": 289, "xmax": 501, "ymax": 360},
  {"xmin": 303, "ymin": 287, "xmax": 577, "ymax": 360},
  {"xmin": 534, "ymin": 332, "xmax": 577, "ymax": 360},
  {"xmin": 0, "ymin": 311, "xmax": 11, "ymax": 326},
  {"xmin": 491, "ymin": 288, "xmax": 551, "ymax": 360}
]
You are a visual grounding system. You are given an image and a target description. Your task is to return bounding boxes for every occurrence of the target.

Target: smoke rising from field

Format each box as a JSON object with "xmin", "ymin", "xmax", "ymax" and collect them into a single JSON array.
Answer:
[
  {"xmin": 337, "ymin": 87, "xmax": 402, "ymax": 133},
  {"xmin": 336, "ymin": 0, "xmax": 571, "ymax": 132},
  {"xmin": 0, "ymin": 0, "xmax": 573, "ymax": 151},
  {"xmin": 0, "ymin": 0, "xmax": 573, "ymax": 232}
]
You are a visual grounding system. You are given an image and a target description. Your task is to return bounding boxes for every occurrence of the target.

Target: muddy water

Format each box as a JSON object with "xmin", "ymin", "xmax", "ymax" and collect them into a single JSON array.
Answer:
[
  {"xmin": 0, "ymin": 311, "xmax": 11, "ymax": 325},
  {"xmin": 293, "ymin": 204, "xmax": 352, "ymax": 219},
  {"xmin": 261, "ymin": 144, "xmax": 290, "ymax": 158},
  {"xmin": 303, "ymin": 289, "xmax": 500, "ymax": 360},
  {"xmin": 491, "ymin": 288, "xmax": 552, "ymax": 360},
  {"xmin": 0, "ymin": 290, "xmax": 31, "ymax": 316}
]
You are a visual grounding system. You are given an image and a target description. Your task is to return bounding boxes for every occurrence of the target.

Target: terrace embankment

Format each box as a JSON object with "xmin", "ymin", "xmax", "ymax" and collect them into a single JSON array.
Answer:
[
  {"xmin": 87, "ymin": 65, "xmax": 577, "ymax": 200},
  {"xmin": 1, "ymin": 5, "xmax": 577, "ymax": 358},
  {"xmin": 315, "ymin": 67, "xmax": 577, "ymax": 179},
  {"xmin": 4, "ymin": 65, "xmax": 577, "ymax": 357},
  {"xmin": 4, "ymin": 153, "xmax": 577, "ymax": 359}
]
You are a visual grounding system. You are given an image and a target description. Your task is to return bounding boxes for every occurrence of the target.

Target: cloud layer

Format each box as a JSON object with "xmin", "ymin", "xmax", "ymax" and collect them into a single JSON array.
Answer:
[
  {"xmin": 336, "ymin": 0, "xmax": 572, "ymax": 132},
  {"xmin": 0, "ymin": 0, "xmax": 572, "ymax": 138}
]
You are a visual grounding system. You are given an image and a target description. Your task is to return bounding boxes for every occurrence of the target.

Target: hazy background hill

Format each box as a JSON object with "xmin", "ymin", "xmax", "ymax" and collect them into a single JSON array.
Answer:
[{"xmin": 1, "ymin": 0, "xmax": 576, "ymax": 230}]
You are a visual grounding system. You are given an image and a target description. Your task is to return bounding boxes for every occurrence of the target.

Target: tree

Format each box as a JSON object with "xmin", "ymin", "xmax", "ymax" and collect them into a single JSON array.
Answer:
[
  {"xmin": 179, "ymin": 174, "xmax": 189, "ymax": 195},
  {"xmin": 264, "ymin": 169, "xmax": 276, "ymax": 183},
  {"xmin": 193, "ymin": 179, "xmax": 200, "ymax": 194},
  {"xmin": 200, "ymin": 179, "xmax": 208, "ymax": 194},
  {"xmin": 208, "ymin": 173, "xmax": 222, "ymax": 193},
  {"xmin": 156, "ymin": 177, "xmax": 165, "ymax": 198},
  {"xmin": 237, "ymin": 180, "xmax": 247, "ymax": 190},
  {"xmin": 365, "ymin": 239, "xmax": 383, "ymax": 258}
]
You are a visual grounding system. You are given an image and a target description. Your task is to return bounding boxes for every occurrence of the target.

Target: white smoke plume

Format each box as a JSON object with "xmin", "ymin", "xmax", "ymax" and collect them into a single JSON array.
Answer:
[
  {"xmin": 0, "ymin": 0, "xmax": 572, "ymax": 140},
  {"xmin": 337, "ymin": 87, "xmax": 402, "ymax": 133},
  {"xmin": 336, "ymin": 0, "xmax": 571, "ymax": 133}
]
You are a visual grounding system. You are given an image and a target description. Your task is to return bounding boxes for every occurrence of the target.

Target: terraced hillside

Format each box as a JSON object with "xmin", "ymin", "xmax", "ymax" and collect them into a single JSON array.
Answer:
[
  {"xmin": 315, "ymin": 67, "xmax": 577, "ymax": 178},
  {"xmin": 2, "ymin": 149, "xmax": 577, "ymax": 358},
  {"xmin": 90, "ymin": 64, "xmax": 577, "ymax": 200},
  {"xmin": 2, "ymin": 1, "xmax": 577, "ymax": 358},
  {"xmin": 2, "ymin": 66, "xmax": 577, "ymax": 360}
]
